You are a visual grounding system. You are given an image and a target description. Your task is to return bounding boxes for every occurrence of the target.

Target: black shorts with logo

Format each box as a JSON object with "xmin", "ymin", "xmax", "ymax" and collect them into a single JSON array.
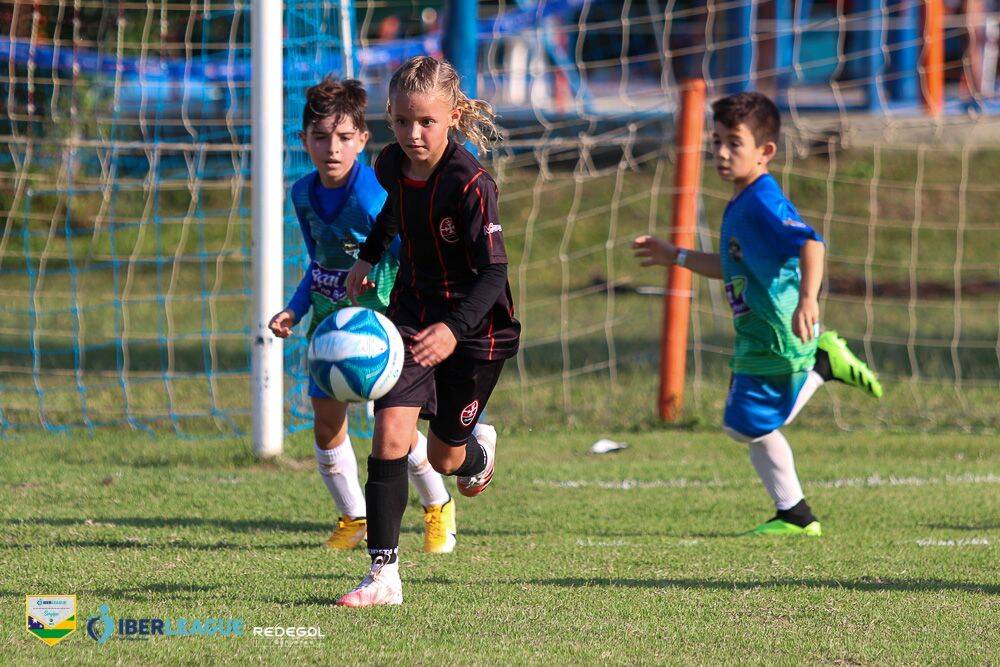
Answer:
[{"xmin": 373, "ymin": 332, "xmax": 506, "ymax": 445}]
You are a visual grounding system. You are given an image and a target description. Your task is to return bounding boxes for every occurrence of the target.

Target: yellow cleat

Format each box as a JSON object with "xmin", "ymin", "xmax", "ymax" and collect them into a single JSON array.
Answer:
[
  {"xmin": 423, "ymin": 496, "xmax": 456, "ymax": 554},
  {"xmin": 324, "ymin": 516, "xmax": 367, "ymax": 550}
]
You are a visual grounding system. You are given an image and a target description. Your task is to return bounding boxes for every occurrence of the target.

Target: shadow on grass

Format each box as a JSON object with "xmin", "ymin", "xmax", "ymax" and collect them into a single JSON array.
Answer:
[
  {"xmin": 0, "ymin": 539, "xmax": 317, "ymax": 550},
  {"xmin": 924, "ymin": 522, "xmax": 1000, "ymax": 531},
  {"xmin": 6, "ymin": 516, "xmax": 332, "ymax": 533},
  {"xmin": 0, "ymin": 584, "xmax": 223, "ymax": 603},
  {"xmin": 84, "ymin": 583, "xmax": 223, "ymax": 602},
  {"xmin": 6, "ymin": 516, "xmax": 532, "ymax": 537},
  {"xmin": 526, "ymin": 577, "xmax": 1000, "ymax": 595},
  {"xmin": 295, "ymin": 573, "xmax": 358, "ymax": 582}
]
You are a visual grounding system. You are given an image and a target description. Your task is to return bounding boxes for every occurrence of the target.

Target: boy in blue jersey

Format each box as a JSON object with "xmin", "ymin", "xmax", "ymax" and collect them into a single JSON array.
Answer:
[
  {"xmin": 268, "ymin": 76, "xmax": 458, "ymax": 553},
  {"xmin": 634, "ymin": 92, "xmax": 882, "ymax": 536}
]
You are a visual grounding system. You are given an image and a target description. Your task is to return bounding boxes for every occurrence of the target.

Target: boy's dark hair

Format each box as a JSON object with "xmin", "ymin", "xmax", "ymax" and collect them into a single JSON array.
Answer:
[
  {"xmin": 711, "ymin": 92, "xmax": 780, "ymax": 146},
  {"xmin": 302, "ymin": 76, "xmax": 367, "ymax": 133}
]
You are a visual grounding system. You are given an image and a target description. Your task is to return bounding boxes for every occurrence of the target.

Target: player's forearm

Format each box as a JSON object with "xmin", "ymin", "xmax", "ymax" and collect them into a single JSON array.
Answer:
[
  {"xmin": 798, "ymin": 240, "xmax": 825, "ymax": 300},
  {"xmin": 682, "ymin": 250, "xmax": 724, "ymax": 279},
  {"xmin": 441, "ymin": 263, "xmax": 508, "ymax": 338},
  {"xmin": 296, "ymin": 214, "xmax": 317, "ymax": 262}
]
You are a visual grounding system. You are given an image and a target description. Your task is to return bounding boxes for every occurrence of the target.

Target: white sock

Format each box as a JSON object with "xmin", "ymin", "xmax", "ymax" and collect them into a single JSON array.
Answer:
[
  {"xmin": 407, "ymin": 431, "xmax": 450, "ymax": 507},
  {"xmin": 784, "ymin": 370, "xmax": 825, "ymax": 425},
  {"xmin": 747, "ymin": 430, "xmax": 804, "ymax": 511},
  {"xmin": 314, "ymin": 436, "xmax": 366, "ymax": 519}
]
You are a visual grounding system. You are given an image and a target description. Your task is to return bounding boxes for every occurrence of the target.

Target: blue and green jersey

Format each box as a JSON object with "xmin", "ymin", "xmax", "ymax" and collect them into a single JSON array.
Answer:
[
  {"xmin": 719, "ymin": 173, "xmax": 823, "ymax": 375},
  {"xmin": 284, "ymin": 163, "xmax": 399, "ymax": 339}
]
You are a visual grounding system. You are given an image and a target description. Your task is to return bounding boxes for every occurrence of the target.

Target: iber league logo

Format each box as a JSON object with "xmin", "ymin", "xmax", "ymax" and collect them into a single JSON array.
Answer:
[
  {"xmin": 86, "ymin": 604, "xmax": 244, "ymax": 644},
  {"xmin": 26, "ymin": 595, "xmax": 77, "ymax": 646}
]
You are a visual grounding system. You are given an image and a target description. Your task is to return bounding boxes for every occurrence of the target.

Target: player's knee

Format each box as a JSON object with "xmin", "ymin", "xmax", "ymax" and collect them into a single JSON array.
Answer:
[
  {"xmin": 426, "ymin": 432, "xmax": 464, "ymax": 474},
  {"xmin": 371, "ymin": 410, "xmax": 419, "ymax": 459},
  {"xmin": 314, "ymin": 422, "xmax": 346, "ymax": 449},
  {"xmin": 372, "ymin": 434, "xmax": 411, "ymax": 460},
  {"xmin": 427, "ymin": 450, "xmax": 458, "ymax": 475}
]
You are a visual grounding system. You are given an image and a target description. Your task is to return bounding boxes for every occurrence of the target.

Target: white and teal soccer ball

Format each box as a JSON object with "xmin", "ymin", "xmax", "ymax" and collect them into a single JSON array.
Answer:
[{"xmin": 307, "ymin": 307, "xmax": 404, "ymax": 403}]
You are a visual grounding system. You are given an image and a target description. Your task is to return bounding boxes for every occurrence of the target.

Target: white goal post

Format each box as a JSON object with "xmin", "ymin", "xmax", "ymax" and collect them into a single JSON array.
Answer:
[{"xmin": 251, "ymin": 0, "xmax": 284, "ymax": 458}]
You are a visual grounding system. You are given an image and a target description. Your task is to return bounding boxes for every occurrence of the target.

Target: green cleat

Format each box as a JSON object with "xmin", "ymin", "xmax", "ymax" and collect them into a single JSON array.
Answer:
[
  {"xmin": 747, "ymin": 518, "xmax": 822, "ymax": 537},
  {"xmin": 818, "ymin": 330, "xmax": 883, "ymax": 398}
]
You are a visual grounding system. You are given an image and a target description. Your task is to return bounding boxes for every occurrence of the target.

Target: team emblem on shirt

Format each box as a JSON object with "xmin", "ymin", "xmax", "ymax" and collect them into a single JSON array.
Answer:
[
  {"xmin": 725, "ymin": 275, "xmax": 750, "ymax": 317},
  {"xmin": 728, "ymin": 237, "xmax": 742, "ymax": 262},
  {"xmin": 439, "ymin": 217, "xmax": 459, "ymax": 244},
  {"xmin": 342, "ymin": 240, "xmax": 359, "ymax": 258},
  {"xmin": 460, "ymin": 400, "xmax": 479, "ymax": 426}
]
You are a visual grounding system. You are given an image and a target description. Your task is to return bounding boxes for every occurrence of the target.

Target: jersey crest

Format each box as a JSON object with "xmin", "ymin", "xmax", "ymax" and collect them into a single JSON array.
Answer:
[
  {"xmin": 725, "ymin": 275, "xmax": 750, "ymax": 317},
  {"xmin": 342, "ymin": 239, "xmax": 360, "ymax": 258},
  {"xmin": 460, "ymin": 400, "xmax": 479, "ymax": 426},
  {"xmin": 439, "ymin": 217, "xmax": 459, "ymax": 244},
  {"xmin": 728, "ymin": 236, "xmax": 743, "ymax": 262}
]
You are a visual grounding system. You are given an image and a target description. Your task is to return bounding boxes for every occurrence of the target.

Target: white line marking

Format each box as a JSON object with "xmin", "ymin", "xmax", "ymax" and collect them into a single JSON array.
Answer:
[
  {"xmin": 916, "ymin": 537, "xmax": 990, "ymax": 547},
  {"xmin": 814, "ymin": 473, "xmax": 1000, "ymax": 488},
  {"xmin": 575, "ymin": 538, "xmax": 630, "ymax": 547}
]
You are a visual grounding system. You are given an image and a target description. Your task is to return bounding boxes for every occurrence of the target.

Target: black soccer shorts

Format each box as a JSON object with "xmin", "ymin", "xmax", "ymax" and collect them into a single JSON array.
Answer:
[{"xmin": 374, "ymin": 330, "xmax": 506, "ymax": 445}]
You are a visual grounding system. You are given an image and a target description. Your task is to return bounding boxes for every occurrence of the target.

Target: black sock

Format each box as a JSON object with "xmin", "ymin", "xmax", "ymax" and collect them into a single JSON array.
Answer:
[
  {"xmin": 452, "ymin": 435, "xmax": 486, "ymax": 477},
  {"xmin": 776, "ymin": 498, "xmax": 817, "ymax": 527},
  {"xmin": 365, "ymin": 455, "xmax": 408, "ymax": 565},
  {"xmin": 813, "ymin": 348, "xmax": 834, "ymax": 382}
]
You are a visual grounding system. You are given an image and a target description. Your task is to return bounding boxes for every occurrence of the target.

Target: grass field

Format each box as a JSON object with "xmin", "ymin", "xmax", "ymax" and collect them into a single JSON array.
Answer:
[
  {"xmin": 4, "ymin": 122, "xmax": 998, "ymax": 662},
  {"xmin": 3, "ymin": 425, "xmax": 998, "ymax": 663}
]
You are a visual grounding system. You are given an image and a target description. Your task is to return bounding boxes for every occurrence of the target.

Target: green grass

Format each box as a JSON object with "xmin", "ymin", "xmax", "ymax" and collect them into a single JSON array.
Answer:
[{"xmin": 2, "ymin": 427, "xmax": 998, "ymax": 663}]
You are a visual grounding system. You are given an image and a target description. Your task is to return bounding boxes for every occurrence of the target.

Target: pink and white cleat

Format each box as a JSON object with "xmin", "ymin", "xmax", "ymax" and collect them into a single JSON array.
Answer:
[
  {"xmin": 457, "ymin": 423, "xmax": 496, "ymax": 497},
  {"xmin": 335, "ymin": 558, "xmax": 403, "ymax": 607}
]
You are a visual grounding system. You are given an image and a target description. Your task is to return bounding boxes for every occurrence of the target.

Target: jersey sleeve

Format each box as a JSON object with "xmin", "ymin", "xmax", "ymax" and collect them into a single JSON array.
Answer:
[
  {"xmin": 754, "ymin": 194, "xmax": 823, "ymax": 259},
  {"xmin": 441, "ymin": 263, "xmax": 508, "ymax": 338},
  {"xmin": 358, "ymin": 149, "xmax": 399, "ymax": 265},
  {"xmin": 372, "ymin": 144, "xmax": 398, "ymax": 191},
  {"xmin": 358, "ymin": 201, "xmax": 396, "ymax": 265},
  {"xmin": 460, "ymin": 173, "xmax": 508, "ymax": 267},
  {"xmin": 285, "ymin": 268, "xmax": 313, "ymax": 324},
  {"xmin": 294, "ymin": 198, "xmax": 318, "ymax": 262},
  {"xmin": 284, "ymin": 198, "xmax": 317, "ymax": 323},
  {"xmin": 387, "ymin": 235, "xmax": 401, "ymax": 261}
]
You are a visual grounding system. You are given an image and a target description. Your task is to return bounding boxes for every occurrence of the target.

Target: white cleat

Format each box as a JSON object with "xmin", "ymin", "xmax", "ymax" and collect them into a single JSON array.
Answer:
[
  {"xmin": 457, "ymin": 423, "xmax": 496, "ymax": 497},
  {"xmin": 335, "ymin": 558, "xmax": 403, "ymax": 608}
]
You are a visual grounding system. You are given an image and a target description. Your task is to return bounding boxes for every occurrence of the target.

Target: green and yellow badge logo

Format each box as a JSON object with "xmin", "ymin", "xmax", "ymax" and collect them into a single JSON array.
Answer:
[
  {"xmin": 724, "ymin": 275, "xmax": 750, "ymax": 316},
  {"xmin": 26, "ymin": 595, "xmax": 76, "ymax": 646}
]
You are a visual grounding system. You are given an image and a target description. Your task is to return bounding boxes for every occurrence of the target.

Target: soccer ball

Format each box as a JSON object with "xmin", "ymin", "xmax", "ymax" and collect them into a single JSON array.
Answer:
[{"xmin": 307, "ymin": 307, "xmax": 404, "ymax": 403}]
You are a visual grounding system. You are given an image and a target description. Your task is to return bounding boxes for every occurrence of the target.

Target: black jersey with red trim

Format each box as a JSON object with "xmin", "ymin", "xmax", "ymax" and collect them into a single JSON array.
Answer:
[{"xmin": 358, "ymin": 140, "xmax": 520, "ymax": 360}]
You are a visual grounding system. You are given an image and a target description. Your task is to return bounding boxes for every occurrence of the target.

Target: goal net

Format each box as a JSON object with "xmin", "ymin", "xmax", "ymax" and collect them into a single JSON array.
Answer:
[{"xmin": 2, "ymin": 0, "xmax": 997, "ymax": 435}]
